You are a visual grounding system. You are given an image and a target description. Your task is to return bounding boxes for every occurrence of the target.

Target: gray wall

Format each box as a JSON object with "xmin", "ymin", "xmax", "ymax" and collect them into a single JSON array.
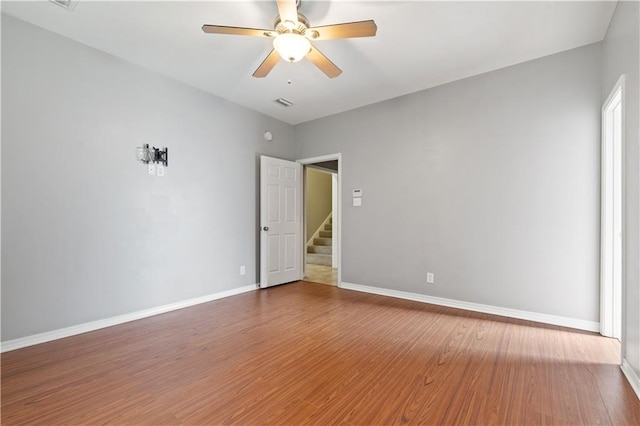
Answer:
[
  {"xmin": 603, "ymin": 1, "xmax": 640, "ymax": 377},
  {"xmin": 1, "ymin": 15, "xmax": 294, "ymax": 341},
  {"xmin": 295, "ymin": 43, "xmax": 603, "ymax": 323},
  {"xmin": 1, "ymin": 11, "xmax": 623, "ymax": 342},
  {"xmin": 306, "ymin": 168, "xmax": 332, "ymax": 242}
]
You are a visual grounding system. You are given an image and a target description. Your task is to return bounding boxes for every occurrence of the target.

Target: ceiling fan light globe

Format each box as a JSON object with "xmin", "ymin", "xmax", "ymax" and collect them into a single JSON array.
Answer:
[{"xmin": 273, "ymin": 33, "xmax": 311, "ymax": 63}]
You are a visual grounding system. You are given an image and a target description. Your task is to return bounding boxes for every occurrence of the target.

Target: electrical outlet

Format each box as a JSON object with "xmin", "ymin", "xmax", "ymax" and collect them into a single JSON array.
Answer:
[
  {"xmin": 426, "ymin": 272, "xmax": 435, "ymax": 284},
  {"xmin": 156, "ymin": 164, "xmax": 165, "ymax": 177},
  {"xmin": 240, "ymin": 265, "xmax": 246, "ymax": 275}
]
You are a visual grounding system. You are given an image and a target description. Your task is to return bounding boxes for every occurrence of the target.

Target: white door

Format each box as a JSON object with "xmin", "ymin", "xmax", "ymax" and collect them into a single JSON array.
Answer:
[{"xmin": 260, "ymin": 156, "xmax": 302, "ymax": 288}]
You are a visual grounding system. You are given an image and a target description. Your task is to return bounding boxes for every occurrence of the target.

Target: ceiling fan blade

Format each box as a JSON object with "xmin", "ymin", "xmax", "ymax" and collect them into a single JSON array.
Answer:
[
  {"xmin": 253, "ymin": 49, "xmax": 281, "ymax": 78},
  {"xmin": 277, "ymin": 0, "xmax": 299, "ymax": 24},
  {"xmin": 202, "ymin": 25, "xmax": 275, "ymax": 38},
  {"xmin": 306, "ymin": 20, "xmax": 377, "ymax": 40},
  {"xmin": 306, "ymin": 46, "xmax": 342, "ymax": 78}
]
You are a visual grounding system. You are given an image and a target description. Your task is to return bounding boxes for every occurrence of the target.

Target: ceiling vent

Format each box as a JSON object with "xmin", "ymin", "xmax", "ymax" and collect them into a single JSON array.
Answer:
[
  {"xmin": 274, "ymin": 98, "xmax": 294, "ymax": 107},
  {"xmin": 49, "ymin": 0, "xmax": 78, "ymax": 11}
]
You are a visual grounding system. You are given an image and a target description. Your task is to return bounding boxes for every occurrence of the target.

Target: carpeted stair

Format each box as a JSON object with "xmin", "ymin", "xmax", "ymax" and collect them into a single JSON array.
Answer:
[{"xmin": 307, "ymin": 219, "xmax": 332, "ymax": 266}]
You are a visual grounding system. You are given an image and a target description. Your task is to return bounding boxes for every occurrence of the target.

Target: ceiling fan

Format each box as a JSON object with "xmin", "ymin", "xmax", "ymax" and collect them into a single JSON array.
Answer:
[{"xmin": 202, "ymin": 0, "xmax": 377, "ymax": 78}]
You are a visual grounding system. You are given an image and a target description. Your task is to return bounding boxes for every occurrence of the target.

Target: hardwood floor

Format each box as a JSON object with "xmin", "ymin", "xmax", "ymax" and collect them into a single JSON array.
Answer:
[{"xmin": 3, "ymin": 281, "xmax": 640, "ymax": 425}]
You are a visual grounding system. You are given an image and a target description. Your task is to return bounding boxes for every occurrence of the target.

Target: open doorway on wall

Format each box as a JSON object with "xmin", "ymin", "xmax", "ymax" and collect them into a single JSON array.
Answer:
[
  {"xmin": 600, "ymin": 76, "xmax": 624, "ymax": 341},
  {"xmin": 299, "ymin": 155, "xmax": 341, "ymax": 286}
]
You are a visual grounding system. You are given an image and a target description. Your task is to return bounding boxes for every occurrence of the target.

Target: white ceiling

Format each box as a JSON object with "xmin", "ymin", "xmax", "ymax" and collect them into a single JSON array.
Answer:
[{"xmin": 2, "ymin": 1, "xmax": 616, "ymax": 125}]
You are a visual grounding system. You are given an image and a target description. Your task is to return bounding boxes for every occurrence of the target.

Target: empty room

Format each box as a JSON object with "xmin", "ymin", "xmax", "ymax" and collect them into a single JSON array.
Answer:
[{"xmin": 2, "ymin": 0, "xmax": 640, "ymax": 424}]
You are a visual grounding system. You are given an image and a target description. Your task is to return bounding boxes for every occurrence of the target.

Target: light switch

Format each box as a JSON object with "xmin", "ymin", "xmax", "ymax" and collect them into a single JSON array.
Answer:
[
  {"xmin": 147, "ymin": 164, "xmax": 156, "ymax": 175},
  {"xmin": 353, "ymin": 198, "xmax": 362, "ymax": 207}
]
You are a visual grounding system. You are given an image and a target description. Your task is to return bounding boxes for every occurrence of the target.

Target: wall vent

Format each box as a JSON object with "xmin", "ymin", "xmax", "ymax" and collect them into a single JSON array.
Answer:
[
  {"xmin": 274, "ymin": 98, "xmax": 294, "ymax": 107},
  {"xmin": 49, "ymin": 0, "xmax": 78, "ymax": 11}
]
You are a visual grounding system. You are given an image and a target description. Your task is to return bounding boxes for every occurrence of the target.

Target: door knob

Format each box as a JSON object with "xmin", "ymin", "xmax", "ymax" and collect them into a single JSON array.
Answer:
[{"xmin": 263, "ymin": 226, "xmax": 269, "ymax": 231}]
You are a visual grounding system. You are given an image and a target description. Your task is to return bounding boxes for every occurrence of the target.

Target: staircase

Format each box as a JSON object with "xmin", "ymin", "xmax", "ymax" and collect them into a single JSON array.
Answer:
[{"xmin": 307, "ymin": 218, "xmax": 332, "ymax": 266}]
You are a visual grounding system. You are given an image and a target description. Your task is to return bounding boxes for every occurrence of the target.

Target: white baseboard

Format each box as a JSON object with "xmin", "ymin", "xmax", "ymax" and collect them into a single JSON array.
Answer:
[
  {"xmin": 1, "ymin": 284, "xmax": 257, "ymax": 353},
  {"xmin": 341, "ymin": 282, "xmax": 600, "ymax": 332},
  {"xmin": 622, "ymin": 359, "xmax": 640, "ymax": 400}
]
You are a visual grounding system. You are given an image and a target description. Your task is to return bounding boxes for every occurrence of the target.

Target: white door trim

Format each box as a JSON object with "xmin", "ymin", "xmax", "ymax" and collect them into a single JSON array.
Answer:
[
  {"xmin": 331, "ymin": 173, "xmax": 338, "ymax": 268},
  {"xmin": 600, "ymin": 74, "xmax": 625, "ymax": 341},
  {"xmin": 297, "ymin": 154, "xmax": 342, "ymax": 287}
]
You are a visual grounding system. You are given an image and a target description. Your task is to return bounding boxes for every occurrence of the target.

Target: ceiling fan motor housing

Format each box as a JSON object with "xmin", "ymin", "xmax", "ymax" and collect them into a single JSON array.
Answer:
[{"xmin": 274, "ymin": 13, "xmax": 311, "ymax": 36}]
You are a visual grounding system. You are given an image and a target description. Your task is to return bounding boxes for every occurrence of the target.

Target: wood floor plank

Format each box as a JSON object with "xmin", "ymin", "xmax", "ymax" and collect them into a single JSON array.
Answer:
[{"xmin": 2, "ymin": 281, "xmax": 640, "ymax": 425}]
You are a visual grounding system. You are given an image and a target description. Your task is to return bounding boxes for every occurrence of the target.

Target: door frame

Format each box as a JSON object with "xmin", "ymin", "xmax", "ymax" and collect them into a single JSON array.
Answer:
[
  {"xmin": 600, "ymin": 75, "xmax": 625, "ymax": 341},
  {"xmin": 297, "ymin": 153, "xmax": 342, "ymax": 287}
]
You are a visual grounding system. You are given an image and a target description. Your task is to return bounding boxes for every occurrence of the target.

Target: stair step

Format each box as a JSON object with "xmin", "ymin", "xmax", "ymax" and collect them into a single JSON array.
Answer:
[
  {"xmin": 307, "ymin": 245, "xmax": 332, "ymax": 255},
  {"xmin": 324, "ymin": 224, "xmax": 332, "ymax": 231},
  {"xmin": 314, "ymin": 237, "xmax": 332, "ymax": 246},
  {"xmin": 319, "ymin": 230, "xmax": 332, "ymax": 238},
  {"xmin": 306, "ymin": 253, "xmax": 332, "ymax": 266}
]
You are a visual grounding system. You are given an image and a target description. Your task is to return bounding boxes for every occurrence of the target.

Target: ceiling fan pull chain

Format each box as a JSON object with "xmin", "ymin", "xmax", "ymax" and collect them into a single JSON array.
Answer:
[{"xmin": 287, "ymin": 61, "xmax": 294, "ymax": 85}]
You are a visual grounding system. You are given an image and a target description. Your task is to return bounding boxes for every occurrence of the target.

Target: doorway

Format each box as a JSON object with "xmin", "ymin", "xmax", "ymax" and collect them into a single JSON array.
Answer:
[
  {"xmin": 600, "ymin": 76, "xmax": 625, "ymax": 340},
  {"xmin": 298, "ymin": 154, "xmax": 341, "ymax": 286}
]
